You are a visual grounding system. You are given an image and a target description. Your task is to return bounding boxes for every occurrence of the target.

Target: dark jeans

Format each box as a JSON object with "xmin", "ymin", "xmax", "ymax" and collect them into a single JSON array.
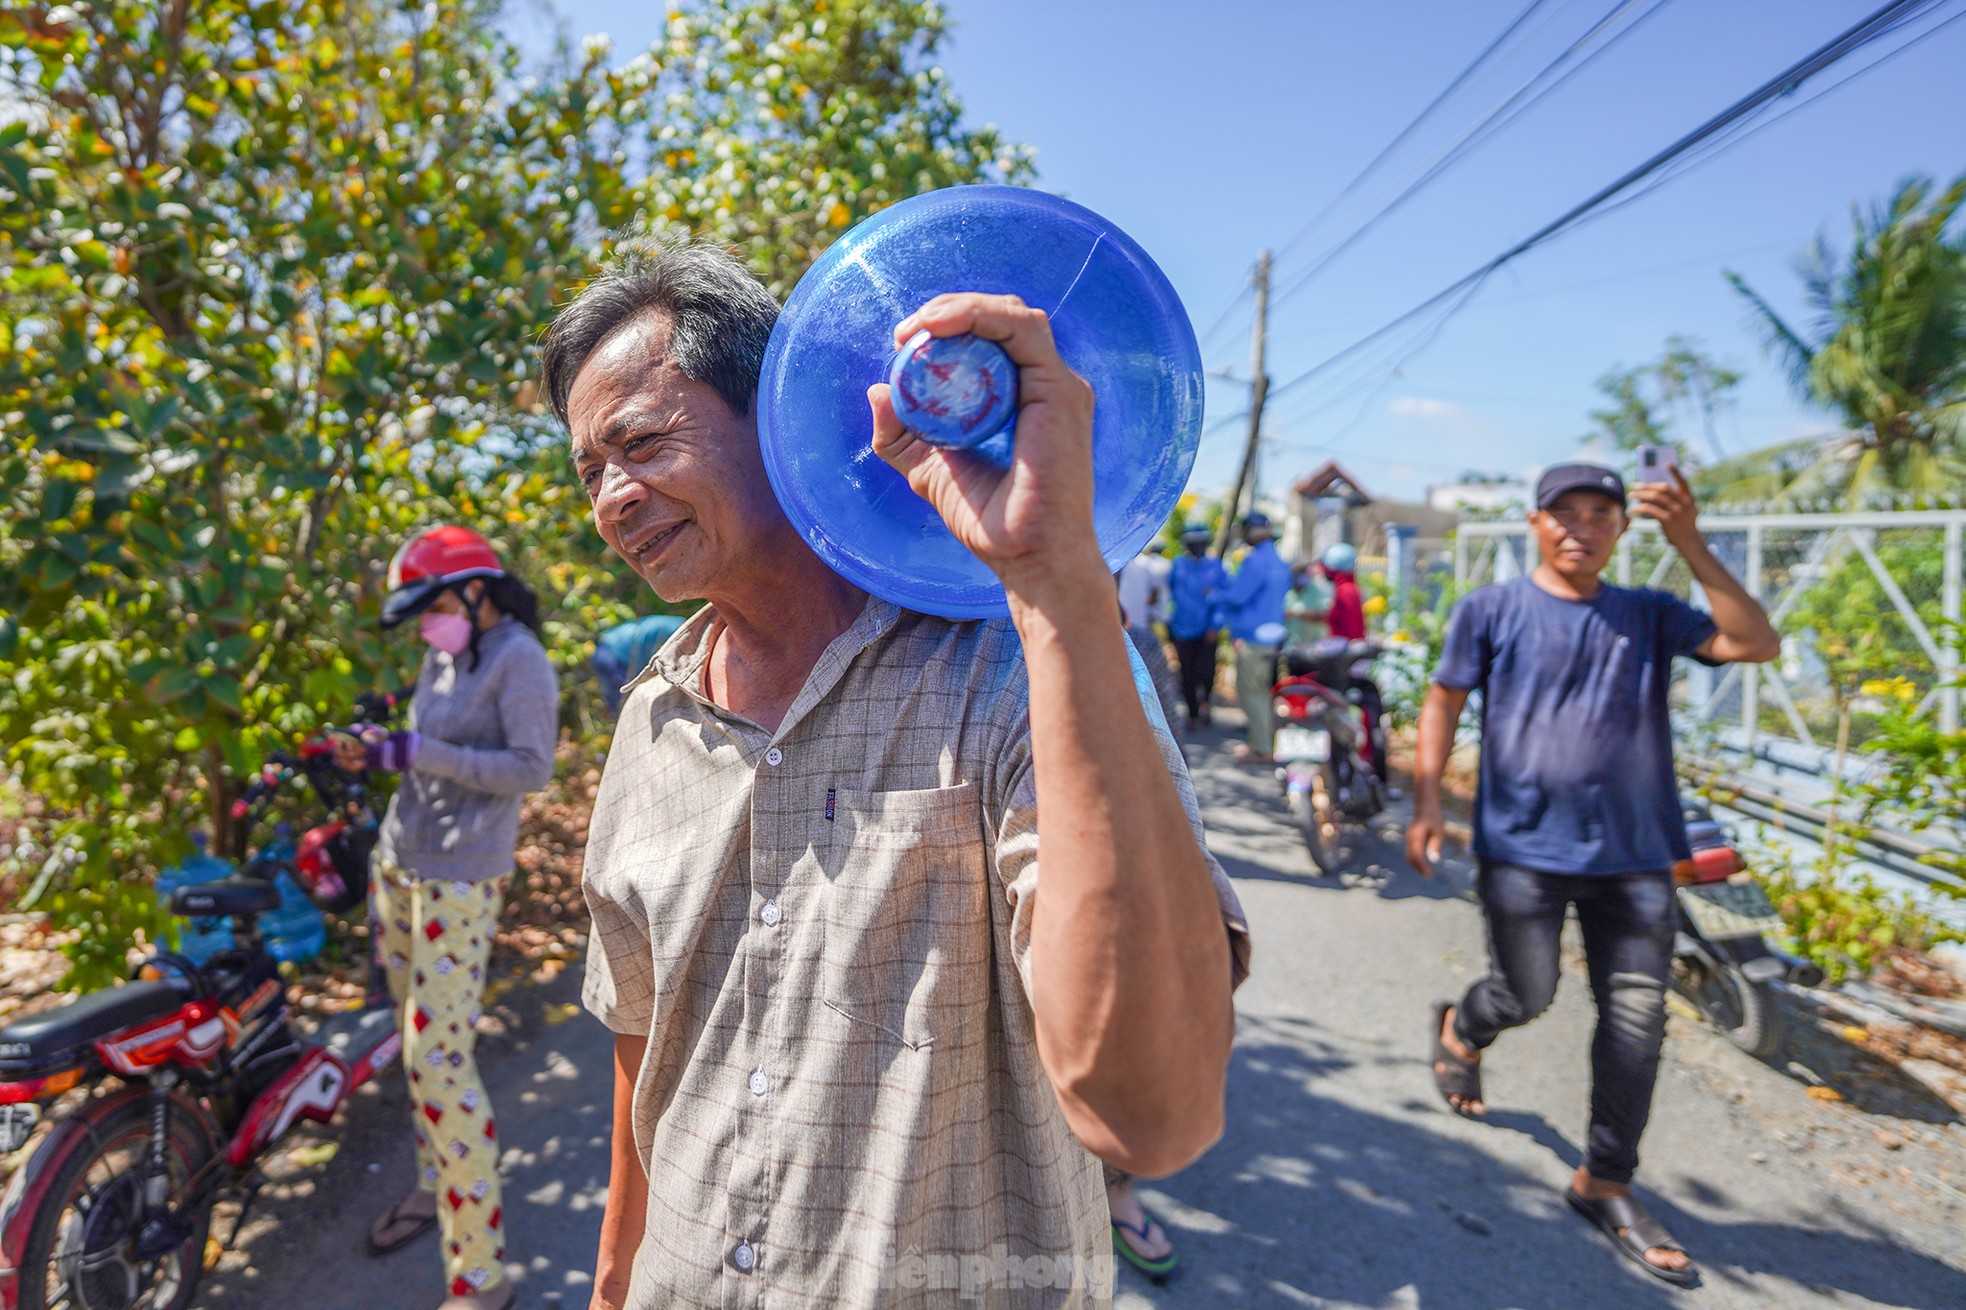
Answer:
[
  {"xmin": 1171, "ymin": 634, "xmax": 1219, "ymax": 722},
  {"xmin": 1454, "ymin": 862, "xmax": 1676, "ymax": 1185}
]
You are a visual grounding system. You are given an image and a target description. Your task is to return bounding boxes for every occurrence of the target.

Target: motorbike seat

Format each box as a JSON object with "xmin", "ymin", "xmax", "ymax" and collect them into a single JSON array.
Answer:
[
  {"xmin": 172, "ymin": 877, "xmax": 281, "ymax": 919},
  {"xmin": 0, "ymin": 979, "xmax": 188, "ymax": 1070},
  {"xmin": 1283, "ymin": 639, "xmax": 1369, "ymax": 691}
]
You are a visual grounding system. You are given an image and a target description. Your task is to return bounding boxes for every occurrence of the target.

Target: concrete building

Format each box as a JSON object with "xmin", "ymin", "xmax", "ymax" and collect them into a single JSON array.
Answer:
[{"xmin": 1288, "ymin": 459, "xmax": 1459, "ymax": 565}]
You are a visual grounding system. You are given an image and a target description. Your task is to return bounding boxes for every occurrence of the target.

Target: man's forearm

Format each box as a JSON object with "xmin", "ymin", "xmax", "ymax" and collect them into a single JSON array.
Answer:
[
  {"xmin": 1006, "ymin": 549, "xmax": 1233, "ymax": 1178},
  {"xmin": 1412, "ymin": 686, "xmax": 1462, "ymax": 810},
  {"xmin": 592, "ymin": 1034, "xmax": 649, "ymax": 1309}
]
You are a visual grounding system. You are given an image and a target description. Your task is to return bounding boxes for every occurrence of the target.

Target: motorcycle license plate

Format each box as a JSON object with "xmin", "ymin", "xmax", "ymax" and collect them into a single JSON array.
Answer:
[
  {"xmin": 1275, "ymin": 727, "xmax": 1331, "ymax": 763},
  {"xmin": 0, "ymin": 1102, "xmax": 39, "ymax": 1155},
  {"xmin": 1680, "ymin": 879, "xmax": 1783, "ymax": 940}
]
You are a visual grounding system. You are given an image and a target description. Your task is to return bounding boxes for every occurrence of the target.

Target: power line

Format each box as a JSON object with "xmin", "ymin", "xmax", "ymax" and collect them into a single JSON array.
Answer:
[
  {"xmin": 1261, "ymin": 0, "xmax": 1957, "ymax": 412},
  {"xmin": 1270, "ymin": 280, "xmax": 1491, "ymax": 437},
  {"xmin": 1201, "ymin": 2, "xmax": 1638, "ymax": 393},
  {"xmin": 1271, "ymin": 0, "xmax": 1564, "ymax": 266},
  {"xmin": 1528, "ymin": 1, "xmax": 1966, "ymax": 232},
  {"xmin": 1199, "ymin": 405, "xmax": 1251, "ymax": 441},
  {"xmin": 1256, "ymin": 436, "xmax": 1495, "ymax": 478},
  {"xmin": 1331, "ymin": 383, "xmax": 1793, "ymax": 416},
  {"xmin": 1203, "ymin": 3, "xmax": 1572, "ymax": 362},
  {"xmin": 1261, "ymin": 236, "xmax": 1794, "ymax": 342},
  {"xmin": 1268, "ymin": 0, "xmax": 1966, "ymax": 432},
  {"xmin": 1267, "ymin": 0, "xmax": 1676, "ymax": 315},
  {"xmin": 1261, "ymin": 0, "xmax": 1965, "ymax": 476},
  {"xmin": 1194, "ymin": 281, "xmax": 1253, "ymax": 350}
]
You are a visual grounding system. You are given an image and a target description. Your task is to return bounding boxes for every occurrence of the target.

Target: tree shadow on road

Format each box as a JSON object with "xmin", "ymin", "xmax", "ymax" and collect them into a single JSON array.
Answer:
[{"xmin": 1131, "ymin": 1011, "xmax": 1966, "ymax": 1310}]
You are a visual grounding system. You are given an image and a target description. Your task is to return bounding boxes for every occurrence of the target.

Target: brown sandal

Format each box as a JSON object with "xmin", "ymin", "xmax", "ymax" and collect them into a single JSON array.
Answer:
[
  {"xmin": 1430, "ymin": 1001, "xmax": 1485, "ymax": 1118},
  {"xmin": 367, "ymin": 1189, "xmax": 438, "ymax": 1254},
  {"xmin": 1566, "ymin": 1188, "xmax": 1700, "ymax": 1287}
]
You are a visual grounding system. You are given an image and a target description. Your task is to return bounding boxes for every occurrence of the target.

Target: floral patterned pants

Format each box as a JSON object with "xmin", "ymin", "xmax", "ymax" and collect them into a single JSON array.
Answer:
[{"xmin": 373, "ymin": 859, "xmax": 510, "ymax": 1297}]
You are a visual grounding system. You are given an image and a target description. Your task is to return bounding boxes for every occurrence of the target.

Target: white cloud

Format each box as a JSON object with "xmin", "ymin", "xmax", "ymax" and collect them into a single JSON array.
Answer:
[{"xmin": 1388, "ymin": 396, "xmax": 1466, "ymax": 421}]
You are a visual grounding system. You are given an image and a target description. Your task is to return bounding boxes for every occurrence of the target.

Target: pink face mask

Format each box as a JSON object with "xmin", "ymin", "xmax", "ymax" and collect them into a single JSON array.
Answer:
[{"xmin": 419, "ymin": 609, "xmax": 473, "ymax": 655}]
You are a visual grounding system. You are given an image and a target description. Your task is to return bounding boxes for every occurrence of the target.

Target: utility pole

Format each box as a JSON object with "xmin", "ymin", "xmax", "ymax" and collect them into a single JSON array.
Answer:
[{"xmin": 1216, "ymin": 249, "xmax": 1270, "ymax": 558}]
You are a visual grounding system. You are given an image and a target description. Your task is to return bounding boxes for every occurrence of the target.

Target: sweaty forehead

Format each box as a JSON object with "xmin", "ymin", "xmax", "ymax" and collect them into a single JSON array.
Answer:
[{"xmin": 565, "ymin": 313, "xmax": 679, "ymax": 440}]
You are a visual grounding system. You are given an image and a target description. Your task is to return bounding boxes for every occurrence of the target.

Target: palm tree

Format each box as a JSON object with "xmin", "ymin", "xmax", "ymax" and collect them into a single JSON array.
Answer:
[{"xmin": 1718, "ymin": 174, "xmax": 1966, "ymax": 508}]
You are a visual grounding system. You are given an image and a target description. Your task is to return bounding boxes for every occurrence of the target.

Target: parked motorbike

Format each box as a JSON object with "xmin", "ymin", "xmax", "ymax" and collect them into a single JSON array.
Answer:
[
  {"xmin": 1669, "ymin": 797, "xmax": 1823, "ymax": 1059},
  {"xmin": 1272, "ymin": 638, "xmax": 1387, "ymax": 875},
  {"xmin": 0, "ymin": 734, "xmax": 395, "ymax": 1310}
]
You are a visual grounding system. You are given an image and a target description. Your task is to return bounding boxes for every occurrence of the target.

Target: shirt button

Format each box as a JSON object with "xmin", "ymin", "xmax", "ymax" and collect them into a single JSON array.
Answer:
[
  {"xmin": 765, "ymin": 747, "xmax": 783, "ymax": 767},
  {"xmin": 748, "ymin": 1069, "xmax": 768, "ymax": 1097},
  {"xmin": 733, "ymin": 1241, "xmax": 756, "ymax": 1272},
  {"xmin": 760, "ymin": 901, "xmax": 780, "ymax": 927}
]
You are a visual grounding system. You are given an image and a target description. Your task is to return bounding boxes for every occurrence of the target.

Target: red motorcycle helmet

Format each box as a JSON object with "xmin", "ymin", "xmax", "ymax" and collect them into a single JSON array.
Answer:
[{"xmin": 381, "ymin": 525, "xmax": 505, "ymax": 628}]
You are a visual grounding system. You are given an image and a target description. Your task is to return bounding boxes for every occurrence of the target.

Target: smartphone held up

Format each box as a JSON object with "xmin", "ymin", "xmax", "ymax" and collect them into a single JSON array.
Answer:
[{"xmin": 1635, "ymin": 443, "xmax": 1678, "ymax": 485}]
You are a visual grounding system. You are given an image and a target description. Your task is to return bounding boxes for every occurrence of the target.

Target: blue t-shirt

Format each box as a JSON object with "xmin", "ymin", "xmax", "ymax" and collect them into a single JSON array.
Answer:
[
  {"xmin": 1222, "ymin": 541, "xmax": 1293, "ymax": 644},
  {"xmin": 1435, "ymin": 576, "xmax": 1719, "ymax": 875}
]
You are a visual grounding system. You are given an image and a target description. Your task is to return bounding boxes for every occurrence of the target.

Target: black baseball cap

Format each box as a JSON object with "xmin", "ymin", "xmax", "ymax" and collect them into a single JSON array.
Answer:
[{"xmin": 1535, "ymin": 463, "xmax": 1625, "ymax": 510}]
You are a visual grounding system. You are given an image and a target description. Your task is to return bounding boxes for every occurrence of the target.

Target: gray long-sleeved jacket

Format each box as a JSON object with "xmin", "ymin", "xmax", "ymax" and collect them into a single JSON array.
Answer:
[{"xmin": 374, "ymin": 617, "xmax": 559, "ymax": 882}]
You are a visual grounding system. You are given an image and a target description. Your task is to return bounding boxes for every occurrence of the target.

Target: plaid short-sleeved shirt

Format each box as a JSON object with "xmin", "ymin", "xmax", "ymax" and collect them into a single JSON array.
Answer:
[{"xmin": 582, "ymin": 596, "xmax": 1250, "ymax": 1309}]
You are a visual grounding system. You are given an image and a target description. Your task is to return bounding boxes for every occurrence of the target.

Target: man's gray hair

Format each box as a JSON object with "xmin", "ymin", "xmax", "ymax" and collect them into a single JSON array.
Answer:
[{"xmin": 541, "ymin": 233, "xmax": 780, "ymax": 425}]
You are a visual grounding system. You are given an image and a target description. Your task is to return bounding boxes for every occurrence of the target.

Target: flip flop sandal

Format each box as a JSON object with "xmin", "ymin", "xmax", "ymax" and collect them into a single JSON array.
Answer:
[
  {"xmin": 1111, "ymin": 1209, "xmax": 1178, "ymax": 1281},
  {"xmin": 1565, "ymin": 1188, "xmax": 1700, "ymax": 1288},
  {"xmin": 1430, "ymin": 1001, "xmax": 1484, "ymax": 1118},
  {"xmin": 367, "ymin": 1191, "xmax": 438, "ymax": 1255}
]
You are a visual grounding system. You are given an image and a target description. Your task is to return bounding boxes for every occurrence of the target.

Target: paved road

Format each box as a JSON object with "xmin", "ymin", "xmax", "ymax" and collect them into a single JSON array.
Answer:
[{"xmin": 196, "ymin": 722, "xmax": 1966, "ymax": 1309}]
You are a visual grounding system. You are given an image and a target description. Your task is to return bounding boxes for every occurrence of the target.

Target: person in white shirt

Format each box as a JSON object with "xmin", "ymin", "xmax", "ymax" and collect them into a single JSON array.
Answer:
[{"xmin": 1117, "ymin": 546, "xmax": 1181, "ymax": 734}]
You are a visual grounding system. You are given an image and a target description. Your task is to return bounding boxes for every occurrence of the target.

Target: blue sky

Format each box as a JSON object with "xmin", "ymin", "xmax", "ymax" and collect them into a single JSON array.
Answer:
[{"xmin": 536, "ymin": 1, "xmax": 1966, "ymax": 503}]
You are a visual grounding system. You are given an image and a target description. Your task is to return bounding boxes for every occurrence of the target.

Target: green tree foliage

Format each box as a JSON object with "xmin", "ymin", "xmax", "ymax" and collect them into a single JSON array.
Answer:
[
  {"xmin": 1852, "ymin": 620, "xmax": 1966, "ymax": 900},
  {"xmin": 604, "ymin": 1, "xmax": 1033, "ymax": 293},
  {"xmin": 0, "ymin": 0, "xmax": 1027, "ymax": 988},
  {"xmin": 1784, "ymin": 538, "xmax": 1948, "ymax": 738},
  {"xmin": 1720, "ymin": 174, "xmax": 1966, "ymax": 507},
  {"xmin": 1757, "ymin": 848, "xmax": 1960, "ymax": 983},
  {"xmin": 1585, "ymin": 366, "xmax": 1668, "ymax": 452},
  {"xmin": 1376, "ymin": 573, "xmax": 1464, "ymax": 738},
  {"xmin": 1584, "ymin": 334, "xmax": 1740, "ymax": 464}
]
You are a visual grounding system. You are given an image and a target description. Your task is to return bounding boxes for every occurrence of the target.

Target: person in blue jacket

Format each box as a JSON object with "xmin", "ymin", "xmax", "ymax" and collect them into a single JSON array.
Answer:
[
  {"xmin": 1167, "ymin": 519, "xmax": 1228, "ymax": 729},
  {"xmin": 1221, "ymin": 511, "xmax": 1293, "ymax": 762},
  {"xmin": 593, "ymin": 613, "xmax": 687, "ymax": 716}
]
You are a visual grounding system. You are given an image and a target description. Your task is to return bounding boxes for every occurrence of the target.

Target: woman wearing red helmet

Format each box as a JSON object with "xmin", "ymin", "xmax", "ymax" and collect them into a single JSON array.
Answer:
[{"xmin": 349, "ymin": 525, "xmax": 558, "ymax": 1310}]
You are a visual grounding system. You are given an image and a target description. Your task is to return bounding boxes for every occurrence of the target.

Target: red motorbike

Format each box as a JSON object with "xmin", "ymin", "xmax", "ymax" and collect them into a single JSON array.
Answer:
[
  {"xmin": 0, "ymin": 733, "xmax": 397, "ymax": 1310},
  {"xmin": 1271, "ymin": 638, "xmax": 1387, "ymax": 875},
  {"xmin": 1670, "ymin": 797, "xmax": 1823, "ymax": 1059}
]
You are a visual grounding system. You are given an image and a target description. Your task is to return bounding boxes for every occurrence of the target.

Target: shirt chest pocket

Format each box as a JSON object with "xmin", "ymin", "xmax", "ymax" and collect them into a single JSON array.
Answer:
[{"xmin": 820, "ymin": 783, "xmax": 991, "ymax": 1051}]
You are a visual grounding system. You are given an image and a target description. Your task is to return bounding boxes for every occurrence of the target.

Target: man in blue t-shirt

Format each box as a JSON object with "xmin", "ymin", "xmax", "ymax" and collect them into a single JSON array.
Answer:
[{"xmin": 1406, "ymin": 461, "xmax": 1777, "ymax": 1286}]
